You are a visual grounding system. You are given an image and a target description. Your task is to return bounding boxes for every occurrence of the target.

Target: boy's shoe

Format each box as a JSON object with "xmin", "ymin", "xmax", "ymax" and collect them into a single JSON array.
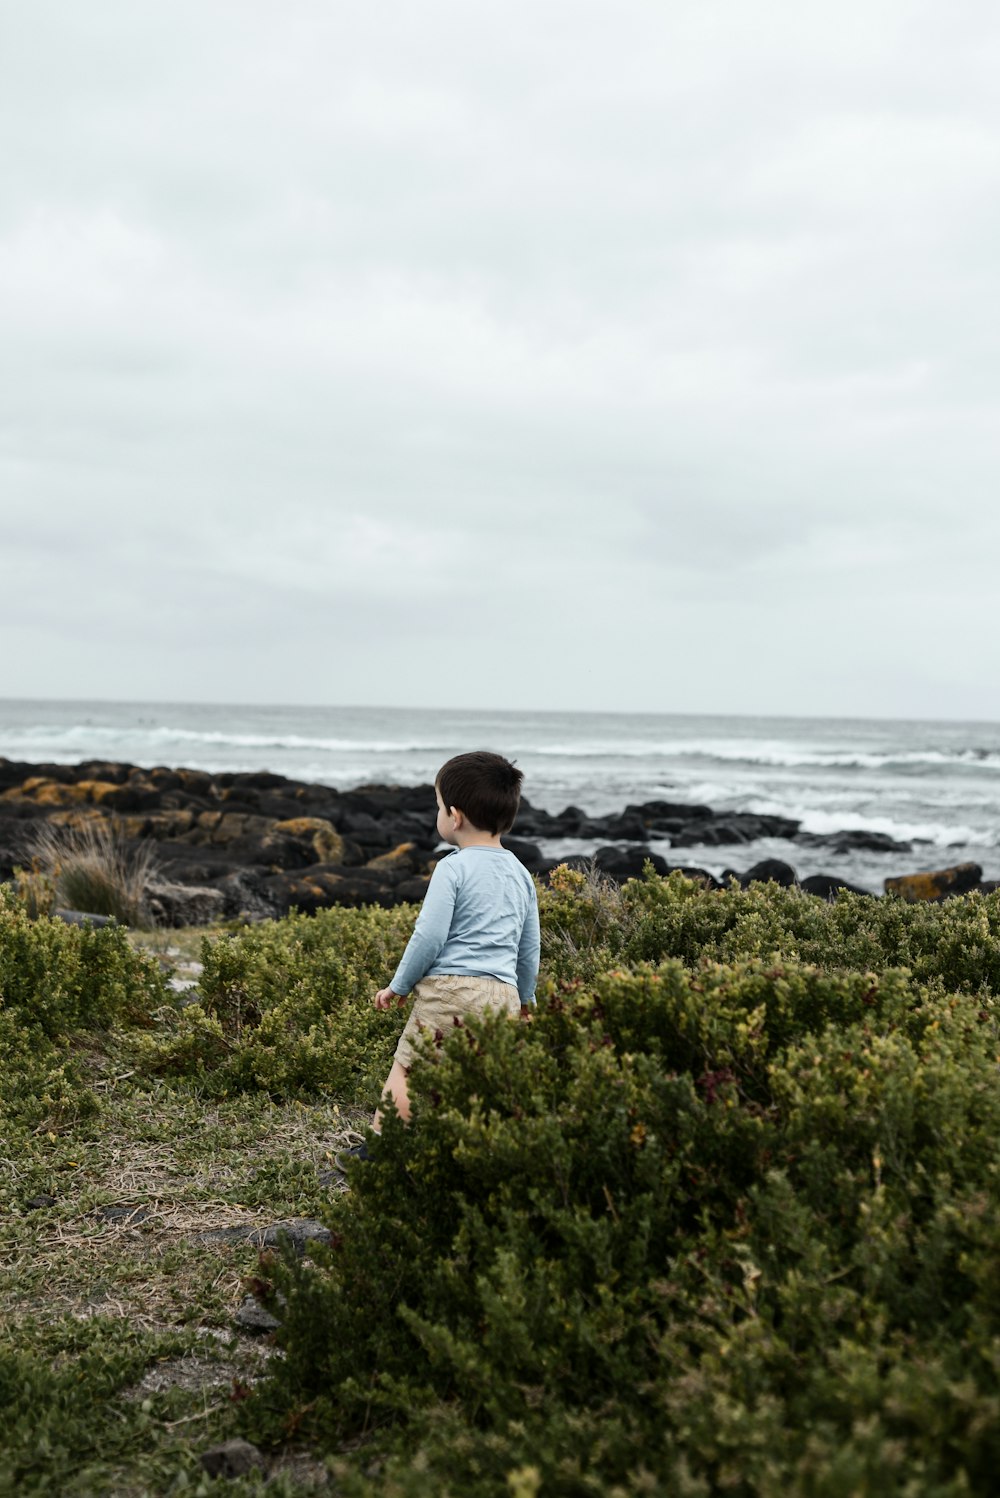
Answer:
[{"xmin": 332, "ymin": 1140, "xmax": 371, "ymax": 1173}]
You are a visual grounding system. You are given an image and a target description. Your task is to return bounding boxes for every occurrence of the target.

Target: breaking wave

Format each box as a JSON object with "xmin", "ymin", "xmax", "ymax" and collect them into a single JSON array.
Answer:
[
  {"xmin": 530, "ymin": 740, "xmax": 1000, "ymax": 772},
  {"xmin": 1, "ymin": 701, "xmax": 998, "ymax": 876}
]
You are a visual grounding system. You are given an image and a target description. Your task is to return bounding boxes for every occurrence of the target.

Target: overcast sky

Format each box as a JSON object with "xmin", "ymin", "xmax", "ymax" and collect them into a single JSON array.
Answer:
[{"xmin": 2, "ymin": 0, "xmax": 998, "ymax": 719}]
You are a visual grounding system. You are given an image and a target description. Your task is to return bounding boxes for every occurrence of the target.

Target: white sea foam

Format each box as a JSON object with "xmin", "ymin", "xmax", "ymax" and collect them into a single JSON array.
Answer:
[
  {"xmin": 742, "ymin": 799, "xmax": 983, "ymax": 848},
  {"xmin": 0, "ymin": 725, "xmax": 446, "ymax": 756},
  {"xmin": 517, "ymin": 739, "xmax": 1000, "ymax": 772},
  {"xmin": 2, "ymin": 701, "xmax": 998, "ymax": 875},
  {"xmin": 730, "ymin": 747, "xmax": 1000, "ymax": 772},
  {"xmin": 5, "ymin": 720, "xmax": 999, "ymax": 775}
]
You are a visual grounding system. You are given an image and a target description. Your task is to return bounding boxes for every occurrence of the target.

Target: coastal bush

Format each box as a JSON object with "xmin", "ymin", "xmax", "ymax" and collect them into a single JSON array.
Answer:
[
  {"xmin": 535, "ymin": 861, "xmax": 638, "ymax": 981},
  {"xmin": 129, "ymin": 870, "xmax": 1000, "ymax": 1110},
  {"xmin": 132, "ymin": 903, "xmax": 416, "ymax": 1103},
  {"xmin": 0, "ymin": 888, "xmax": 164, "ymax": 1128},
  {"xmin": 0, "ymin": 886, "xmax": 163, "ymax": 1037},
  {"xmin": 7, "ymin": 868, "xmax": 1000, "ymax": 1491},
  {"xmin": 0, "ymin": 1318, "xmax": 228, "ymax": 1497},
  {"xmin": 541, "ymin": 865, "xmax": 1000, "ymax": 995},
  {"xmin": 249, "ymin": 958, "xmax": 1000, "ymax": 1495},
  {"xmin": 10, "ymin": 858, "xmax": 56, "ymax": 919}
]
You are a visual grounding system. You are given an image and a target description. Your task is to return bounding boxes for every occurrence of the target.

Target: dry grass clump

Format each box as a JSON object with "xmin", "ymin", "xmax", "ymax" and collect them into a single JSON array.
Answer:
[
  {"xmin": 26, "ymin": 819, "xmax": 161, "ymax": 928},
  {"xmin": 539, "ymin": 858, "xmax": 642, "ymax": 977}
]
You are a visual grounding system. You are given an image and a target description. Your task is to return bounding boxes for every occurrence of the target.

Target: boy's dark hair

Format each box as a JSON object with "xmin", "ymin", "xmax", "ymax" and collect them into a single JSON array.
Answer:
[{"xmin": 436, "ymin": 751, "xmax": 523, "ymax": 835}]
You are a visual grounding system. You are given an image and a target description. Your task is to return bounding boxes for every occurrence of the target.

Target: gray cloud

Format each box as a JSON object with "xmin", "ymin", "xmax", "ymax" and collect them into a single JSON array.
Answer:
[{"xmin": 2, "ymin": 0, "xmax": 999, "ymax": 716}]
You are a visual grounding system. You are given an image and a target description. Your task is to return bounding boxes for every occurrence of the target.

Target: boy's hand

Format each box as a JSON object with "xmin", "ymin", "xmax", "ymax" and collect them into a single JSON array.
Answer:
[
  {"xmin": 520, "ymin": 1004, "xmax": 534, "ymax": 1020},
  {"xmin": 374, "ymin": 987, "xmax": 405, "ymax": 1010}
]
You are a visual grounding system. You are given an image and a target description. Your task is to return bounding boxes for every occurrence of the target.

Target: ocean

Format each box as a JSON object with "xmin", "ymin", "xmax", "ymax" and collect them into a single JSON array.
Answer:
[{"xmin": 1, "ymin": 699, "xmax": 998, "ymax": 893}]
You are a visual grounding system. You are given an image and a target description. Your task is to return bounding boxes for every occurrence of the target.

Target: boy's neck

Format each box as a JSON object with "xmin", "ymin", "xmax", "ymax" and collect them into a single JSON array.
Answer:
[{"xmin": 453, "ymin": 830, "xmax": 504, "ymax": 850}]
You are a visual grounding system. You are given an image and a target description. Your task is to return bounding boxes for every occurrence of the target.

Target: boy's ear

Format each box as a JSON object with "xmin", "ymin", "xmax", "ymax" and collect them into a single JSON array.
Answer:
[{"xmin": 449, "ymin": 806, "xmax": 463, "ymax": 827}]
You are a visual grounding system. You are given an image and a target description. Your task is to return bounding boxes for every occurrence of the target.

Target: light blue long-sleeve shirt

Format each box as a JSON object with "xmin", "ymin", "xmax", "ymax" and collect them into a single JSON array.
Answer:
[{"xmin": 390, "ymin": 847, "xmax": 540, "ymax": 1004}]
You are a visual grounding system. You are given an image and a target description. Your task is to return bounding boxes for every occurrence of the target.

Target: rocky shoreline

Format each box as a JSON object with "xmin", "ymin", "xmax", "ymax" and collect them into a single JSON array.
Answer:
[{"xmin": 0, "ymin": 758, "xmax": 992, "ymax": 924}]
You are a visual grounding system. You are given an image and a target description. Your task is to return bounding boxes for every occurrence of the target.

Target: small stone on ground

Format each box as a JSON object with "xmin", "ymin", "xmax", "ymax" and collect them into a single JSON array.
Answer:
[
  {"xmin": 199, "ymin": 1438, "xmax": 265, "ymax": 1479},
  {"xmin": 234, "ymin": 1295, "xmax": 281, "ymax": 1334},
  {"xmin": 95, "ymin": 1204, "xmax": 151, "ymax": 1225},
  {"xmin": 198, "ymin": 1217, "xmax": 331, "ymax": 1255}
]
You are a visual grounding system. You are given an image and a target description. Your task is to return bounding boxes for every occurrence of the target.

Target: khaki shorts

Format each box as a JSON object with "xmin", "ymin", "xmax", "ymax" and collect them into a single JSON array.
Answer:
[{"xmin": 393, "ymin": 974, "xmax": 521, "ymax": 1070}]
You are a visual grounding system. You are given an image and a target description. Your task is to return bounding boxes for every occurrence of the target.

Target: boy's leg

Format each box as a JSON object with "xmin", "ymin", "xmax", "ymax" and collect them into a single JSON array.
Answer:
[
  {"xmin": 373, "ymin": 1058, "xmax": 411, "ymax": 1131},
  {"xmin": 373, "ymin": 978, "xmax": 517, "ymax": 1132}
]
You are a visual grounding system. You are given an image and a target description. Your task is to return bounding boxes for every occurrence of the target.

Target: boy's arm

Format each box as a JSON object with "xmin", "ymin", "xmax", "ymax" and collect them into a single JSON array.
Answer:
[
  {"xmin": 387, "ymin": 858, "xmax": 459, "ymax": 998},
  {"xmin": 515, "ymin": 886, "xmax": 541, "ymax": 1008}
]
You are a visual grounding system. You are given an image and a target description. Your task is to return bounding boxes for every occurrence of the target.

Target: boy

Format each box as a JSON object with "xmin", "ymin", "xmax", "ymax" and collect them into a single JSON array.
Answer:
[{"xmin": 336, "ymin": 750, "xmax": 540, "ymax": 1166}]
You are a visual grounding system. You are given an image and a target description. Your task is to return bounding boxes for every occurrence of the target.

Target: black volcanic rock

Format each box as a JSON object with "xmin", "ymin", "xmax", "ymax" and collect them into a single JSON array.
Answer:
[
  {"xmin": 0, "ymin": 757, "xmax": 945, "ymax": 922},
  {"xmin": 593, "ymin": 846, "xmax": 671, "ymax": 880},
  {"xmin": 500, "ymin": 836, "xmax": 545, "ymax": 872},
  {"xmin": 515, "ymin": 801, "xmax": 802, "ymax": 848},
  {"xmin": 215, "ymin": 869, "xmax": 282, "ymax": 922},
  {"xmin": 740, "ymin": 859, "xmax": 798, "ymax": 888},
  {"xmin": 145, "ymin": 881, "xmax": 226, "ymax": 927},
  {"xmin": 264, "ymin": 866, "xmax": 395, "ymax": 915},
  {"xmin": 800, "ymin": 873, "xmax": 873, "ymax": 899},
  {"xmin": 796, "ymin": 829, "xmax": 912, "ymax": 855},
  {"xmin": 395, "ymin": 874, "xmax": 432, "ymax": 903},
  {"xmin": 670, "ymin": 813, "xmax": 801, "ymax": 847},
  {"xmin": 624, "ymin": 800, "xmax": 714, "ymax": 824},
  {"xmin": 579, "ymin": 813, "xmax": 649, "ymax": 840},
  {"xmin": 537, "ymin": 805, "xmax": 589, "ymax": 836},
  {"xmin": 693, "ymin": 821, "xmax": 755, "ymax": 847},
  {"xmin": 339, "ymin": 810, "xmax": 389, "ymax": 843}
]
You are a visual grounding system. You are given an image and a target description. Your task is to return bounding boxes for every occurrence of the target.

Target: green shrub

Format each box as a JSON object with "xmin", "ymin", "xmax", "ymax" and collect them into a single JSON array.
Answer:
[
  {"xmin": 540, "ymin": 865, "xmax": 1000, "ymax": 995},
  {"xmin": 0, "ymin": 1010, "xmax": 102, "ymax": 1130},
  {"xmin": 0, "ymin": 885, "xmax": 164, "ymax": 1038},
  {"xmin": 127, "ymin": 1002, "xmax": 230, "ymax": 1080},
  {"xmin": 0, "ymin": 887, "xmax": 164, "ymax": 1128},
  {"xmin": 0, "ymin": 1319, "xmax": 213, "ymax": 1497},
  {"xmin": 248, "ymin": 958, "xmax": 1000, "ymax": 1495},
  {"xmin": 134, "ymin": 903, "xmax": 417, "ymax": 1103},
  {"xmin": 131, "ymin": 869, "xmax": 1000, "ymax": 1113},
  {"xmin": 536, "ymin": 862, "xmax": 637, "ymax": 982},
  {"xmin": 10, "ymin": 858, "xmax": 56, "ymax": 919},
  {"xmin": 8, "ymin": 865, "xmax": 1000, "ymax": 1492}
]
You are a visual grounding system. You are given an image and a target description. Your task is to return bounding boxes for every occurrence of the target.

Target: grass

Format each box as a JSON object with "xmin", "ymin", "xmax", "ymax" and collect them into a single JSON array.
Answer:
[
  {"xmin": 3, "ymin": 1089, "xmax": 360, "ymax": 1322},
  {"xmin": 24, "ymin": 820, "xmax": 162, "ymax": 928},
  {"xmin": 0, "ymin": 926, "xmax": 368, "ymax": 1494},
  {"xmin": 130, "ymin": 924, "xmax": 220, "ymax": 970}
]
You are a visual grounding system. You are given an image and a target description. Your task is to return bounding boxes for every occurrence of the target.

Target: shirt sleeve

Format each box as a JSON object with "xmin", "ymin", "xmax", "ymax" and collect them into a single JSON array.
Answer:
[
  {"xmin": 515, "ymin": 880, "xmax": 541, "ymax": 1005},
  {"xmin": 389, "ymin": 857, "xmax": 459, "ymax": 996}
]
